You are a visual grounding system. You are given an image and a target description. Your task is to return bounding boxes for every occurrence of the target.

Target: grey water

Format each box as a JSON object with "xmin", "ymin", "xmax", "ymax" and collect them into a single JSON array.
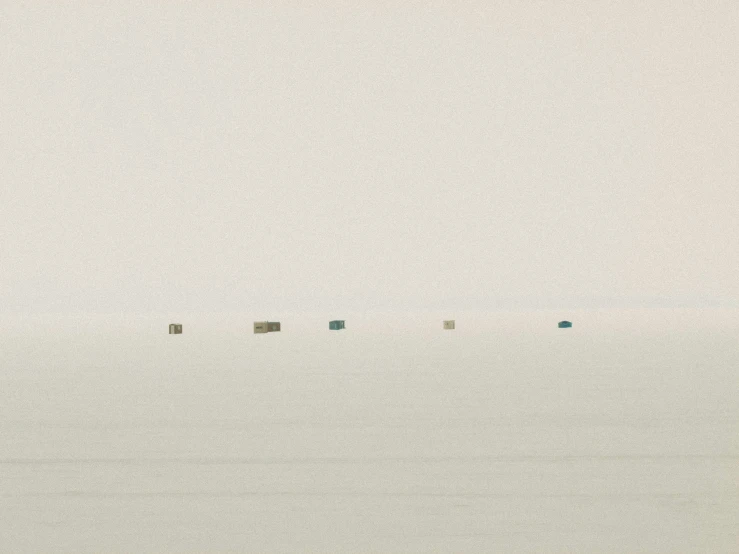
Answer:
[{"xmin": 1, "ymin": 310, "xmax": 737, "ymax": 553}]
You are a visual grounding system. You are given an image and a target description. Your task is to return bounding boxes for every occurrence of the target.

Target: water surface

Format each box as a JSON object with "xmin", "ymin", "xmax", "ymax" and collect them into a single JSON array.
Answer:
[{"xmin": 1, "ymin": 310, "xmax": 736, "ymax": 552}]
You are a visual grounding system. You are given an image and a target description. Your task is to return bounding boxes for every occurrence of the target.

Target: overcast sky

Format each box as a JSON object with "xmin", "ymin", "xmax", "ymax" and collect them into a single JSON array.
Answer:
[{"xmin": 2, "ymin": 2, "xmax": 737, "ymax": 314}]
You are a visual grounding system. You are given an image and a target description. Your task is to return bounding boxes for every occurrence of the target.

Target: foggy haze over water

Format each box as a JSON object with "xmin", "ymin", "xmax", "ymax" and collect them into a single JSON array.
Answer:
[
  {"xmin": 1, "ymin": 2, "xmax": 737, "ymax": 314},
  {"xmin": 2, "ymin": 1, "xmax": 738, "ymax": 551}
]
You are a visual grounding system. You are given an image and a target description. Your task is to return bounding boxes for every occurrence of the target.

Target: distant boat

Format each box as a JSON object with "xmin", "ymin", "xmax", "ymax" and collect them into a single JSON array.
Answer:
[
  {"xmin": 558, "ymin": 320, "xmax": 572, "ymax": 328},
  {"xmin": 169, "ymin": 324, "xmax": 182, "ymax": 334},
  {"xmin": 329, "ymin": 320, "xmax": 345, "ymax": 330},
  {"xmin": 443, "ymin": 320, "xmax": 455, "ymax": 330}
]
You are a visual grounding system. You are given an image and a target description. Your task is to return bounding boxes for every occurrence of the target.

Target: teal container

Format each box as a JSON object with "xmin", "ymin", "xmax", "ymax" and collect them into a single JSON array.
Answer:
[
  {"xmin": 329, "ymin": 320, "xmax": 345, "ymax": 330},
  {"xmin": 558, "ymin": 321, "xmax": 572, "ymax": 328}
]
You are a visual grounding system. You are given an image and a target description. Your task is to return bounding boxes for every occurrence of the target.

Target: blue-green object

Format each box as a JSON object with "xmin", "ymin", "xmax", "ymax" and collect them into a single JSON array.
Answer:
[
  {"xmin": 558, "ymin": 321, "xmax": 572, "ymax": 328},
  {"xmin": 329, "ymin": 320, "xmax": 345, "ymax": 330}
]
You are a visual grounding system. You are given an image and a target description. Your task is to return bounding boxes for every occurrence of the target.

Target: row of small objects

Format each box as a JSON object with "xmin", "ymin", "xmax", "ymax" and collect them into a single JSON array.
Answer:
[{"xmin": 168, "ymin": 320, "xmax": 573, "ymax": 334}]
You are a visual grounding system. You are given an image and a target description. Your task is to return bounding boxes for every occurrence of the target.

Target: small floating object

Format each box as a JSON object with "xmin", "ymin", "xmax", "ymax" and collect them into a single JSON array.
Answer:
[
  {"xmin": 558, "ymin": 320, "xmax": 572, "ymax": 328},
  {"xmin": 329, "ymin": 320, "xmax": 345, "ymax": 330},
  {"xmin": 443, "ymin": 320, "xmax": 455, "ymax": 330},
  {"xmin": 267, "ymin": 322, "xmax": 281, "ymax": 332},
  {"xmin": 169, "ymin": 324, "xmax": 182, "ymax": 334}
]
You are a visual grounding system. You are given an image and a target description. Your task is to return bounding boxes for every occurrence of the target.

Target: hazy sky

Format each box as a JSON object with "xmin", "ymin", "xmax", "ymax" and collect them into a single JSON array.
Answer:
[{"xmin": 2, "ymin": 2, "xmax": 737, "ymax": 313}]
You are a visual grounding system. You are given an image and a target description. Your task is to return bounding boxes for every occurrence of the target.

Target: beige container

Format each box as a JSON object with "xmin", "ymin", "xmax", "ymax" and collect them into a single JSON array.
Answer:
[
  {"xmin": 253, "ymin": 321, "xmax": 269, "ymax": 334},
  {"xmin": 169, "ymin": 324, "xmax": 183, "ymax": 334},
  {"xmin": 267, "ymin": 322, "xmax": 281, "ymax": 332},
  {"xmin": 443, "ymin": 320, "xmax": 455, "ymax": 330}
]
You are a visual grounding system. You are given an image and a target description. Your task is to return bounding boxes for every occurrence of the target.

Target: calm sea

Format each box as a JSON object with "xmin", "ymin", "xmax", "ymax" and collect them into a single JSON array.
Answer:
[{"xmin": 1, "ymin": 310, "xmax": 737, "ymax": 553}]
